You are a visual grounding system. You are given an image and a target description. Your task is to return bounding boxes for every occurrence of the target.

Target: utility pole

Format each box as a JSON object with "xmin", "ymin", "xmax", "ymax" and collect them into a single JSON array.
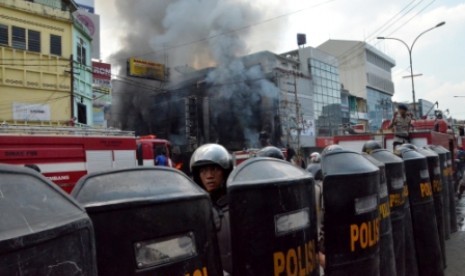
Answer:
[
  {"xmin": 70, "ymin": 54, "xmax": 74, "ymax": 125},
  {"xmin": 293, "ymin": 73, "xmax": 301, "ymax": 151}
]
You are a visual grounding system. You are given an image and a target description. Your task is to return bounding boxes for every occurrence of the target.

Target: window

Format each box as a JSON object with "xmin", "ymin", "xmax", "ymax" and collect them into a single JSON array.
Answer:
[
  {"xmin": 12, "ymin": 26, "xmax": 26, "ymax": 49},
  {"xmin": 76, "ymin": 38, "xmax": 87, "ymax": 65},
  {"xmin": 50, "ymin": 34, "xmax": 62, "ymax": 56},
  {"xmin": 77, "ymin": 103, "xmax": 87, "ymax": 124},
  {"xmin": 28, "ymin": 30, "xmax": 41, "ymax": 52},
  {"xmin": 0, "ymin": 24, "xmax": 8, "ymax": 45}
]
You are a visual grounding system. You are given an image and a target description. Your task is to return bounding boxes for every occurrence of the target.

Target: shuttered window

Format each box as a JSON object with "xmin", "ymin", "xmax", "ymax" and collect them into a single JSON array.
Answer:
[
  {"xmin": 12, "ymin": 26, "xmax": 26, "ymax": 49},
  {"xmin": 0, "ymin": 24, "xmax": 8, "ymax": 45},
  {"xmin": 28, "ymin": 30, "xmax": 41, "ymax": 52},
  {"xmin": 50, "ymin": 34, "xmax": 62, "ymax": 56}
]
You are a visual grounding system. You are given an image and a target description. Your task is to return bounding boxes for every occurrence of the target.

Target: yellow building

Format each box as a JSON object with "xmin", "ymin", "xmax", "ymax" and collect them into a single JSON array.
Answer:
[{"xmin": 0, "ymin": 0, "xmax": 77, "ymax": 125}]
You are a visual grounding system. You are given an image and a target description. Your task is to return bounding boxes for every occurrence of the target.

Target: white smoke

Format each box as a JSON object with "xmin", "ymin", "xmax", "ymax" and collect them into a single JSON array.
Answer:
[{"xmin": 108, "ymin": 0, "xmax": 283, "ymax": 147}]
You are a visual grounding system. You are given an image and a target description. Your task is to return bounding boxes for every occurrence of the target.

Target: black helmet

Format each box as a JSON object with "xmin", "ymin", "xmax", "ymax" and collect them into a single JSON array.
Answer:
[
  {"xmin": 307, "ymin": 163, "xmax": 323, "ymax": 181},
  {"xmin": 398, "ymin": 103, "xmax": 408, "ymax": 111},
  {"xmin": 190, "ymin": 144, "xmax": 232, "ymax": 184},
  {"xmin": 321, "ymin": 145, "xmax": 344, "ymax": 156},
  {"xmin": 400, "ymin": 143, "xmax": 417, "ymax": 150},
  {"xmin": 394, "ymin": 143, "xmax": 417, "ymax": 156},
  {"xmin": 362, "ymin": 140, "xmax": 382, "ymax": 154},
  {"xmin": 256, "ymin": 146, "xmax": 285, "ymax": 160}
]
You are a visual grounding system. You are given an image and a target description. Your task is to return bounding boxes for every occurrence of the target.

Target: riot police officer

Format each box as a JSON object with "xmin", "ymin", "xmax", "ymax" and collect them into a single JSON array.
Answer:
[
  {"xmin": 310, "ymin": 152, "xmax": 321, "ymax": 163},
  {"xmin": 255, "ymin": 146, "xmax": 285, "ymax": 160},
  {"xmin": 190, "ymin": 143, "xmax": 233, "ymax": 274}
]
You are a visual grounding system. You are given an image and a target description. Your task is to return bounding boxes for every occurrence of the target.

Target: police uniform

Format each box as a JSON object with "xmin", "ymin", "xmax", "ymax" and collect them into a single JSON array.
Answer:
[
  {"xmin": 307, "ymin": 162, "xmax": 325, "ymax": 275},
  {"xmin": 391, "ymin": 112, "xmax": 412, "ymax": 147}
]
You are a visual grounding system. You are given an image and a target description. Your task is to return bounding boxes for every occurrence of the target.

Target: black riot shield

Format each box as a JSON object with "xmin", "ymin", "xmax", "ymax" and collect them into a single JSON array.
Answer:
[
  {"xmin": 371, "ymin": 149, "xmax": 417, "ymax": 276},
  {"xmin": 428, "ymin": 145, "xmax": 451, "ymax": 239},
  {"xmin": 321, "ymin": 149, "xmax": 380, "ymax": 276},
  {"xmin": 363, "ymin": 154, "xmax": 396, "ymax": 276},
  {"xmin": 72, "ymin": 167, "xmax": 222, "ymax": 276},
  {"xmin": 443, "ymin": 147, "xmax": 458, "ymax": 233},
  {"xmin": 418, "ymin": 147, "xmax": 446, "ymax": 268},
  {"xmin": 398, "ymin": 147, "xmax": 444, "ymax": 276},
  {"xmin": 0, "ymin": 164, "xmax": 97, "ymax": 276},
  {"xmin": 227, "ymin": 158, "xmax": 319, "ymax": 276}
]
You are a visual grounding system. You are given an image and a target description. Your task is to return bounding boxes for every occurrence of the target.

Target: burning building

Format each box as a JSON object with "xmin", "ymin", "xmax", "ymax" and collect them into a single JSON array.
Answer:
[
  {"xmin": 107, "ymin": 0, "xmax": 320, "ymax": 153},
  {"xmin": 112, "ymin": 51, "xmax": 316, "ymax": 153}
]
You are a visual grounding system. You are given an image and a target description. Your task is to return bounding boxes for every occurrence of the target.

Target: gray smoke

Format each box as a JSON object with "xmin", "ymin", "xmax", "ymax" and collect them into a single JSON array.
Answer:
[{"xmin": 108, "ymin": 0, "xmax": 283, "ymax": 147}]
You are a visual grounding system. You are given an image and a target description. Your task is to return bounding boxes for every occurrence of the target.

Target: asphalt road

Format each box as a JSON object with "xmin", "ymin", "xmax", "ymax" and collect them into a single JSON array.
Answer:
[{"xmin": 445, "ymin": 197, "xmax": 465, "ymax": 276}]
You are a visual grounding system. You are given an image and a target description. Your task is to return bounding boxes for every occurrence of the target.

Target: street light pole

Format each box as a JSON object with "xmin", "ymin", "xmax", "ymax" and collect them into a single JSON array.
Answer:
[{"xmin": 378, "ymin": 21, "xmax": 445, "ymax": 117}]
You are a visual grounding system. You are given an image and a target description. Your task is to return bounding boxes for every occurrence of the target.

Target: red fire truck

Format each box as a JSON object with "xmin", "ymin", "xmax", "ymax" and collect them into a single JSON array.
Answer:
[
  {"xmin": 0, "ymin": 126, "xmax": 173, "ymax": 193},
  {"xmin": 317, "ymin": 118, "xmax": 457, "ymax": 154}
]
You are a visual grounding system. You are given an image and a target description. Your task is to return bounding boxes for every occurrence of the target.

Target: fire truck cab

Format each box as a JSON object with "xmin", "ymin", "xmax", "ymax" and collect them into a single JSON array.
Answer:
[
  {"xmin": 0, "ymin": 127, "xmax": 179, "ymax": 193},
  {"xmin": 136, "ymin": 135, "xmax": 173, "ymax": 167},
  {"xmin": 324, "ymin": 117, "xmax": 457, "ymax": 154}
]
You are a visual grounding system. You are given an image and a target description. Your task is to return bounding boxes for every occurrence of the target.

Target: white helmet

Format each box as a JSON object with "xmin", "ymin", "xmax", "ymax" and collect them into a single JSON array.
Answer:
[{"xmin": 310, "ymin": 152, "xmax": 321, "ymax": 163}]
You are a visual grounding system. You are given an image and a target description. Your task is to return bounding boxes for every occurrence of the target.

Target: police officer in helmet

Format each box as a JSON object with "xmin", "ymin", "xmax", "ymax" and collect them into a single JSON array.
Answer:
[
  {"xmin": 310, "ymin": 152, "xmax": 321, "ymax": 163},
  {"xmin": 190, "ymin": 143, "xmax": 233, "ymax": 274},
  {"xmin": 256, "ymin": 146, "xmax": 285, "ymax": 160},
  {"xmin": 361, "ymin": 140, "xmax": 383, "ymax": 154}
]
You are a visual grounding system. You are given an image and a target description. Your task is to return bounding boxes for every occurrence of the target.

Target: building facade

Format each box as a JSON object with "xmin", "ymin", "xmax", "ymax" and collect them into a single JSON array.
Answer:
[
  {"xmin": 232, "ymin": 51, "xmax": 315, "ymax": 148},
  {"xmin": 318, "ymin": 40, "xmax": 396, "ymax": 132},
  {"xmin": 72, "ymin": 17, "xmax": 92, "ymax": 125},
  {"xmin": 281, "ymin": 47, "xmax": 342, "ymax": 137},
  {"xmin": 0, "ymin": 0, "xmax": 89, "ymax": 125}
]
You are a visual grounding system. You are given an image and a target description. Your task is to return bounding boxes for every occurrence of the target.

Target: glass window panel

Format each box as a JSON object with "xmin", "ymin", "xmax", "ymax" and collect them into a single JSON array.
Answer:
[
  {"xmin": 12, "ymin": 26, "xmax": 26, "ymax": 49},
  {"xmin": 28, "ymin": 29, "xmax": 40, "ymax": 52},
  {"xmin": 0, "ymin": 24, "xmax": 8, "ymax": 45},
  {"xmin": 50, "ymin": 34, "xmax": 62, "ymax": 56}
]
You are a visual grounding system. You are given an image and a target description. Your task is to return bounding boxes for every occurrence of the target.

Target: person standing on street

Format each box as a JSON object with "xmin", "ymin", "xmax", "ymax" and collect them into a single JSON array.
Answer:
[{"xmin": 155, "ymin": 148, "xmax": 168, "ymax": 166}]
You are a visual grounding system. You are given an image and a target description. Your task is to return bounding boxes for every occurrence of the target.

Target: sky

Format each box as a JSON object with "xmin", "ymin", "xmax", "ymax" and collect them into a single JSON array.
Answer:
[{"xmin": 95, "ymin": 0, "xmax": 465, "ymax": 119}]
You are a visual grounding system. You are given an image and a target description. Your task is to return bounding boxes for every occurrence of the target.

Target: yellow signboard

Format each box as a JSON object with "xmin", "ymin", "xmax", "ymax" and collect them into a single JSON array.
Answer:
[{"xmin": 128, "ymin": 58, "xmax": 165, "ymax": 81}]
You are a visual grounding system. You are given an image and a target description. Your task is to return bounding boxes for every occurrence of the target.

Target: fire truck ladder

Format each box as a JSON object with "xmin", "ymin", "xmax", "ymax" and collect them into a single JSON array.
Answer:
[{"xmin": 0, "ymin": 125, "xmax": 135, "ymax": 137}]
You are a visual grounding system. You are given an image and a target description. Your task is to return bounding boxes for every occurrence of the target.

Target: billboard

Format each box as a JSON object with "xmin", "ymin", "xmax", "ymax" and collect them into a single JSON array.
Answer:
[
  {"xmin": 127, "ymin": 58, "xmax": 165, "ymax": 81},
  {"xmin": 74, "ymin": 10, "xmax": 100, "ymax": 59},
  {"xmin": 92, "ymin": 61, "xmax": 111, "ymax": 92},
  {"xmin": 92, "ymin": 61, "xmax": 111, "ymax": 127},
  {"xmin": 13, "ymin": 103, "xmax": 51, "ymax": 121},
  {"xmin": 301, "ymin": 117, "xmax": 315, "ymax": 137}
]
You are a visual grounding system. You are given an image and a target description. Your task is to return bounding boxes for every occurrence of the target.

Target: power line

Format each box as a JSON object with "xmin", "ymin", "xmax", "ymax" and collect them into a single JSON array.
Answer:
[
  {"xmin": 0, "ymin": 64, "xmax": 69, "ymax": 67},
  {"xmin": 331, "ymin": 0, "xmax": 427, "ymax": 69},
  {"xmin": 374, "ymin": 0, "xmax": 437, "ymax": 46},
  {"xmin": 367, "ymin": 0, "xmax": 424, "ymax": 43},
  {"xmin": 115, "ymin": 0, "xmax": 339, "ymax": 62},
  {"xmin": 0, "ymin": 94, "xmax": 71, "ymax": 115}
]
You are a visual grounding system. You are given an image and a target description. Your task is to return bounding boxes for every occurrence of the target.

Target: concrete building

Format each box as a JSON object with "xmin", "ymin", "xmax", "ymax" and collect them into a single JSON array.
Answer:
[
  {"xmin": 242, "ymin": 51, "xmax": 315, "ymax": 148},
  {"xmin": 74, "ymin": 0, "xmax": 99, "ymax": 59},
  {"xmin": 318, "ymin": 39, "xmax": 396, "ymax": 132},
  {"xmin": 0, "ymin": 0, "xmax": 95, "ymax": 126},
  {"xmin": 281, "ymin": 47, "xmax": 342, "ymax": 137},
  {"xmin": 72, "ymin": 16, "xmax": 93, "ymax": 125},
  {"xmin": 111, "ymin": 50, "xmax": 316, "ymax": 151}
]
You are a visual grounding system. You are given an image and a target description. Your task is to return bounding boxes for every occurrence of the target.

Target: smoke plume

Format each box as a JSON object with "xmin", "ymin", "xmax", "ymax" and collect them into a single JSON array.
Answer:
[{"xmin": 108, "ymin": 0, "xmax": 284, "ymax": 148}]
